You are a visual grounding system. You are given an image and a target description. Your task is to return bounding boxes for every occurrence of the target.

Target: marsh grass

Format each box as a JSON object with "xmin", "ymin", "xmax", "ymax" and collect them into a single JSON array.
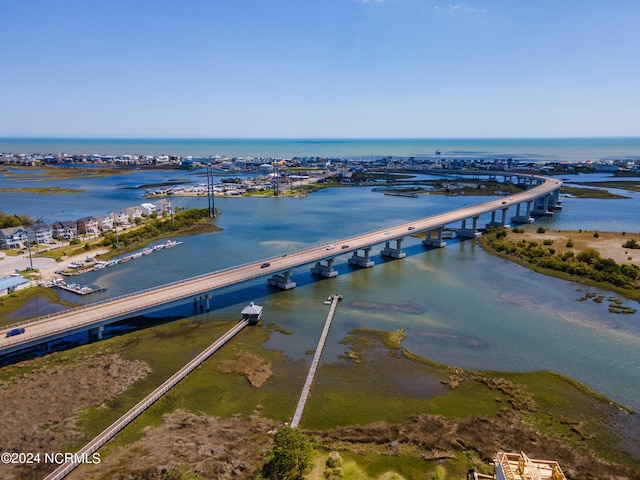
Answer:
[
  {"xmin": 74, "ymin": 319, "xmax": 305, "ymax": 454},
  {"xmin": 1, "ymin": 317, "xmax": 638, "ymax": 477}
]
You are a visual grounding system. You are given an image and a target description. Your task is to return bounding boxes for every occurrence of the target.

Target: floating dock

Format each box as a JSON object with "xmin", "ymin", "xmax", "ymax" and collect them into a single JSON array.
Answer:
[{"xmin": 53, "ymin": 281, "xmax": 105, "ymax": 295}]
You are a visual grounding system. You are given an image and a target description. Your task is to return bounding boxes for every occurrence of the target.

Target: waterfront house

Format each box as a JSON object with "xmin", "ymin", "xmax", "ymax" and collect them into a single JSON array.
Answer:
[
  {"xmin": 114, "ymin": 211, "xmax": 131, "ymax": 227},
  {"xmin": 51, "ymin": 221, "xmax": 78, "ymax": 240},
  {"xmin": 140, "ymin": 203, "xmax": 157, "ymax": 216},
  {"xmin": 76, "ymin": 216, "xmax": 100, "ymax": 235},
  {"xmin": 153, "ymin": 199, "xmax": 172, "ymax": 217},
  {"xmin": 27, "ymin": 224, "xmax": 54, "ymax": 245},
  {"xmin": 98, "ymin": 213, "xmax": 116, "ymax": 231},
  {"xmin": 122, "ymin": 206, "xmax": 143, "ymax": 223},
  {"xmin": 0, "ymin": 227, "xmax": 29, "ymax": 249}
]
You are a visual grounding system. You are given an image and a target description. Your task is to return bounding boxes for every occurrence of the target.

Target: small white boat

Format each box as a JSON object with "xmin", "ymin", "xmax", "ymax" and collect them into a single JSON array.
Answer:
[{"xmin": 163, "ymin": 239, "xmax": 183, "ymax": 248}]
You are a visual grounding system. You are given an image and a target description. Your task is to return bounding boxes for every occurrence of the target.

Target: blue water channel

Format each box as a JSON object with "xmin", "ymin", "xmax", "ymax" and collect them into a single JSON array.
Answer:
[{"xmin": 2, "ymin": 169, "xmax": 640, "ymax": 411}]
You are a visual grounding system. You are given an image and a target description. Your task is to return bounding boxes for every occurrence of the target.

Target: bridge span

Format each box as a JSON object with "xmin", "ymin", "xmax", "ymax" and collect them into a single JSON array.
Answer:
[{"xmin": 0, "ymin": 173, "xmax": 562, "ymax": 356}]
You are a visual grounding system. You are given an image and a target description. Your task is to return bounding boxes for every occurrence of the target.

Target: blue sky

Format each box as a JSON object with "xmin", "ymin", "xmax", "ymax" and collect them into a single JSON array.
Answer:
[{"xmin": 1, "ymin": 0, "xmax": 639, "ymax": 138}]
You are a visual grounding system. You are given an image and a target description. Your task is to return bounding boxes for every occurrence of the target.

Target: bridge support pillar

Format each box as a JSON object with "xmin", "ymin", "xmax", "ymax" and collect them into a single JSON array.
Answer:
[
  {"xmin": 550, "ymin": 189, "xmax": 562, "ymax": 210},
  {"xmin": 532, "ymin": 194, "xmax": 553, "ymax": 217},
  {"xmin": 381, "ymin": 238, "xmax": 406, "ymax": 258},
  {"xmin": 311, "ymin": 258, "xmax": 338, "ymax": 277},
  {"xmin": 348, "ymin": 247, "xmax": 375, "ymax": 267},
  {"xmin": 89, "ymin": 325, "xmax": 104, "ymax": 342},
  {"xmin": 205, "ymin": 294, "xmax": 211, "ymax": 312},
  {"xmin": 268, "ymin": 270, "xmax": 297, "ymax": 289},
  {"xmin": 458, "ymin": 216, "xmax": 482, "ymax": 238},
  {"xmin": 487, "ymin": 207, "xmax": 509, "ymax": 228},
  {"xmin": 423, "ymin": 227, "xmax": 446, "ymax": 247},
  {"xmin": 511, "ymin": 200, "xmax": 534, "ymax": 223}
]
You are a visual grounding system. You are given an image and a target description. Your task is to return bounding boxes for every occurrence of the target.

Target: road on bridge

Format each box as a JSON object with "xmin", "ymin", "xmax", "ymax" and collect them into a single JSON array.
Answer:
[{"xmin": 0, "ymin": 174, "xmax": 561, "ymax": 356}]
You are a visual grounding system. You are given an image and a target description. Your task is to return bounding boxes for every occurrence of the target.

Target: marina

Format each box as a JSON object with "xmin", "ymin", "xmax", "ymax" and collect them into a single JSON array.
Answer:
[
  {"xmin": 50, "ymin": 278, "xmax": 105, "ymax": 296},
  {"xmin": 107, "ymin": 239, "xmax": 183, "ymax": 268},
  {"xmin": 56, "ymin": 239, "xmax": 184, "ymax": 276}
]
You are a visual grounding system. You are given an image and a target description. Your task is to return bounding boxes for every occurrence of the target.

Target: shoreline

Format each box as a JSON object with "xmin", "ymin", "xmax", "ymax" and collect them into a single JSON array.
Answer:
[
  {"xmin": 0, "ymin": 322, "xmax": 637, "ymax": 479},
  {"xmin": 479, "ymin": 227, "xmax": 640, "ymax": 302}
]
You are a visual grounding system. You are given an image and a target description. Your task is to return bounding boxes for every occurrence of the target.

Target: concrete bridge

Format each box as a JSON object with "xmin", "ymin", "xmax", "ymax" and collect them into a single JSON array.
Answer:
[{"xmin": 0, "ymin": 172, "xmax": 562, "ymax": 356}]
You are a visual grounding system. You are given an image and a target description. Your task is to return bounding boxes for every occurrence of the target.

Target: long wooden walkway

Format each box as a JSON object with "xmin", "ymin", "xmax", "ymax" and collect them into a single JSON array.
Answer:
[
  {"xmin": 42, "ymin": 319, "xmax": 249, "ymax": 480},
  {"xmin": 290, "ymin": 294, "xmax": 342, "ymax": 428}
]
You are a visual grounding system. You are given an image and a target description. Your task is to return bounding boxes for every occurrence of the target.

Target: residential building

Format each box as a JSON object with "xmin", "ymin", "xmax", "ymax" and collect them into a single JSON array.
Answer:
[
  {"xmin": 51, "ymin": 221, "xmax": 78, "ymax": 240},
  {"xmin": 76, "ymin": 216, "xmax": 100, "ymax": 235},
  {"xmin": 0, "ymin": 227, "xmax": 29, "ymax": 249},
  {"xmin": 27, "ymin": 224, "xmax": 54, "ymax": 244}
]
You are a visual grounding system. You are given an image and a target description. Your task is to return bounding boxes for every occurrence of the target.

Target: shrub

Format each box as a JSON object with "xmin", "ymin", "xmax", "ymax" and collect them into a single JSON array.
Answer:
[
  {"xmin": 594, "ymin": 231, "xmax": 600, "ymax": 238},
  {"xmin": 543, "ymin": 239, "xmax": 554, "ymax": 245},
  {"xmin": 326, "ymin": 451, "xmax": 343, "ymax": 468},
  {"xmin": 622, "ymin": 239, "xmax": 640, "ymax": 249},
  {"xmin": 577, "ymin": 248, "xmax": 600, "ymax": 265},
  {"xmin": 537, "ymin": 227, "xmax": 546, "ymax": 233},
  {"xmin": 566, "ymin": 239, "xmax": 574, "ymax": 248}
]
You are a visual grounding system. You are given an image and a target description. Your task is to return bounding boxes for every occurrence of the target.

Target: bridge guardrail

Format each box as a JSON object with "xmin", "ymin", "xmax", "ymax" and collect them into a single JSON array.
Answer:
[{"xmin": 2, "ymin": 172, "xmax": 561, "ymax": 348}]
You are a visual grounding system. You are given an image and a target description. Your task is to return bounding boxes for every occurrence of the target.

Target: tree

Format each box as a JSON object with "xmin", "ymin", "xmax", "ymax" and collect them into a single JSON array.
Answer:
[{"xmin": 262, "ymin": 427, "xmax": 313, "ymax": 480}]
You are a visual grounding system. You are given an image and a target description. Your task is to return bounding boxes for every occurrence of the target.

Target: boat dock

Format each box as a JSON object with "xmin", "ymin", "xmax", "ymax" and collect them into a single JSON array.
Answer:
[
  {"xmin": 102, "ymin": 239, "xmax": 183, "ymax": 269},
  {"xmin": 290, "ymin": 293, "xmax": 342, "ymax": 428},
  {"xmin": 51, "ymin": 279, "xmax": 105, "ymax": 295}
]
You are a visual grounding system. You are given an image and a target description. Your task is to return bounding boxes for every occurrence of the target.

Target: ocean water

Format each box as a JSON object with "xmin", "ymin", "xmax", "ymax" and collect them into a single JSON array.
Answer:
[
  {"xmin": 1, "ymin": 138, "xmax": 640, "ymax": 413},
  {"xmin": 2, "ymin": 136, "xmax": 640, "ymax": 162}
]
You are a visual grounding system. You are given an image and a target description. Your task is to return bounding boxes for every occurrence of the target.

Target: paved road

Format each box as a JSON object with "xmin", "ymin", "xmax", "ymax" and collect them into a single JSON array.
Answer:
[{"xmin": 0, "ymin": 174, "xmax": 561, "ymax": 355}]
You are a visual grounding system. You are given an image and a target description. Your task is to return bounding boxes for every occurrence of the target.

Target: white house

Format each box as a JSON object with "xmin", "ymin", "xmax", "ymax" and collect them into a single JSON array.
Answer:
[
  {"xmin": 140, "ymin": 203, "xmax": 157, "ymax": 216},
  {"xmin": 76, "ymin": 216, "xmax": 100, "ymax": 235},
  {"xmin": 28, "ymin": 224, "xmax": 54, "ymax": 244}
]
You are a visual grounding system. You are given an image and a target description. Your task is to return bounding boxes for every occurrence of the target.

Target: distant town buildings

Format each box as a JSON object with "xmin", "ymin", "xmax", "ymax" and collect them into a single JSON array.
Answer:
[
  {"xmin": 1, "ymin": 148, "xmax": 638, "ymax": 174},
  {"xmin": 1, "ymin": 147, "xmax": 638, "ymax": 251}
]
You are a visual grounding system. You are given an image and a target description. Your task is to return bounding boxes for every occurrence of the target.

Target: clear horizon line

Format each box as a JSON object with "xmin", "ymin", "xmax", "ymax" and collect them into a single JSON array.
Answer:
[{"xmin": 2, "ymin": 135, "xmax": 640, "ymax": 141}]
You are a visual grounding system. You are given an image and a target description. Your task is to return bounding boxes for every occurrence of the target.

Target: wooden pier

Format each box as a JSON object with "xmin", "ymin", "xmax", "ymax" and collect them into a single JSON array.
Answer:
[{"xmin": 290, "ymin": 294, "xmax": 342, "ymax": 428}]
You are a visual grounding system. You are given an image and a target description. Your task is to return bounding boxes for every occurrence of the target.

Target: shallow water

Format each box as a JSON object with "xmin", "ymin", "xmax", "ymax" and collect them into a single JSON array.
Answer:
[{"xmin": 2, "ymin": 169, "xmax": 640, "ymax": 411}]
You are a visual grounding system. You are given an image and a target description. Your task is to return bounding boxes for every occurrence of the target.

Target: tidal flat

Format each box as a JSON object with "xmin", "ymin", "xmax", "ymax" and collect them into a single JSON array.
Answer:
[{"xmin": 0, "ymin": 317, "xmax": 637, "ymax": 479}]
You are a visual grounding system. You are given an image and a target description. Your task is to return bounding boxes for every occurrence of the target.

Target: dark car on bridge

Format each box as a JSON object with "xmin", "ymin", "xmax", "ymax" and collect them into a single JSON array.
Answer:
[
  {"xmin": 6, "ymin": 328, "xmax": 25, "ymax": 338},
  {"xmin": 260, "ymin": 262, "xmax": 271, "ymax": 268}
]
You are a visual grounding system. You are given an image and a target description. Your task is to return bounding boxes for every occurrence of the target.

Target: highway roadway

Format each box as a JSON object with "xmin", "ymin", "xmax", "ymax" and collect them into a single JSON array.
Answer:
[{"xmin": 0, "ymin": 173, "xmax": 561, "ymax": 356}]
